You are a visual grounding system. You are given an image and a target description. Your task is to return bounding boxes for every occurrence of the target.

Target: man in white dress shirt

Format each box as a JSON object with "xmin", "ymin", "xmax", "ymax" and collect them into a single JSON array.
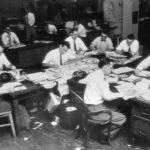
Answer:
[
  {"xmin": 116, "ymin": 34, "xmax": 139, "ymax": 57},
  {"xmin": 0, "ymin": 46, "xmax": 16, "ymax": 70},
  {"xmin": 42, "ymin": 41, "xmax": 75, "ymax": 67},
  {"xmin": 2, "ymin": 26, "xmax": 20, "ymax": 48},
  {"xmin": 84, "ymin": 55, "xmax": 126, "ymax": 138},
  {"xmin": 65, "ymin": 29, "xmax": 88, "ymax": 55},
  {"xmin": 25, "ymin": 7, "xmax": 37, "ymax": 43},
  {"xmin": 90, "ymin": 30, "xmax": 114, "ymax": 53}
]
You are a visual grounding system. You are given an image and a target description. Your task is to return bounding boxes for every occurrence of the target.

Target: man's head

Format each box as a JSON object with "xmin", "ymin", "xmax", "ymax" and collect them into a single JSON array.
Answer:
[
  {"xmin": 70, "ymin": 29, "xmax": 79, "ymax": 40},
  {"xmin": 59, "ymin": 41, "xmax": 70, "ymax": 54},
  {"xmin": 5, "ymin": 26, "xmax": 11, "ymax": 34},
  {"xmin": 127, "ymin": 34, "xmax": 135, "ymax": 43},
  {"xmin": 101, "ymin": 30, "xmax": 108, "ymax": 41},
  {"xmin": 98, "ymin": 54, "xmax": 112, "ymax": 76}
]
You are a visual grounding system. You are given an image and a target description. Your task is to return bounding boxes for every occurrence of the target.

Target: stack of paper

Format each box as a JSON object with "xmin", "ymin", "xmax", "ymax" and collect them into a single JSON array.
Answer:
[
  {"xmin": 137, "ymin": 70, "xmax": 150, "ymax": 78},
  {"xmin": 112, "ymin": 67, "xmax": 134, "ymax": 74},
  {"xmin": 26, "ymin": 72, "xmax": 49, "ymax": 82}
]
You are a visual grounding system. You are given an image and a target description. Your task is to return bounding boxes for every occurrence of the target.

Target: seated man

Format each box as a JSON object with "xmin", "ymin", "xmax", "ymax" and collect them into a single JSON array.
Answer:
[
  {"xmin": 84, "ymin": 55, "xmax": 126, "ymax": 138},
  {"xmin": 135, "ymin": 55, "xmax": 150, "ymax": 74},
  {"xmin": 46, "ymin": 24, "xmax": 57, "ymax": 34},
  {"xmin": 1, "ymin": 26, "xmax": 20, "ymax": 48},
  {"xmin": 116, "ymin": 34, "xmax": 139, "ymax": 58},
  {"xmin": 0, "ymin": 46, "xmax": 16, "ymax": 70},
  {"xmin": 42, "ymin": 41, "xmax": 75, "ymax": 67},
  {"xmin": 65, "ymin": 29, "xmax": 88, "ymax": 55},
  {"xmin": 90, "ymin": 30, "xmax": 114, "ymax": 53}
]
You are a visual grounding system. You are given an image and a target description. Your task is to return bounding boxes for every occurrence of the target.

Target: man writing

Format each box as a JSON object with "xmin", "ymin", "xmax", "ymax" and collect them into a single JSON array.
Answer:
[
  {"xmin": 116, "ymin": 34, "xmax": 139, "ymax": 58},
  {"xmin": 90, "ymin": 30, "xmax": 114, "ymax": 53},
  {"xmin": 42, "ymin": 41, "xmax": 75, "ymax": 68}
]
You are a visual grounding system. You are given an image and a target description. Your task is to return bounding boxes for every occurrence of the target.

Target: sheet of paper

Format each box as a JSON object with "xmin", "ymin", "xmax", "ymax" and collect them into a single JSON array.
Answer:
[
  {"xmin": 137, "ymin": 89, "xmax": 150, "ymax": 101},
  {"xmin": 115, "ymin": 82, "xmax": 137, "ymax": 99},
  {"xmin": 137, "ymin": 70, "xmax": 150, "ymax": 77},
  {"xmin": 121, "ymin": 74, "xmax": 142, "ymax": 83},
  {"xmin": 26, "ymin": 72, "xmax": 50, "ymax": 81},
  {"xmin": 112, "ymin": 67, "xmax": 134, "ymax": 74}
]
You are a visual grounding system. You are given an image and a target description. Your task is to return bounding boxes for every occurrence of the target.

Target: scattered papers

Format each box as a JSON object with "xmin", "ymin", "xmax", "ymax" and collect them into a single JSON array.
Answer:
[
  {"xmin": 112, "ymin": 67, "xmax": 134, "ymax": 74},
  {"xmin": 26, "ymin": 72, "xmax": 49, "ymax": 82},
  {"xmin": 115, "ymin": 82, "xmax": 137, "ymax": 100},
  {"xmin": 121, "ymin": 74, "xmax": 142, "ymax": 83},
  {"xmin": 137, "ymin": 89, "xmax": 150, "ymax": 101},
  {"xmin": 135, "ymin": 78, "xmax": 150, "ymax": 94},
  {"xmin": 137, "ymin": 70, "xmax": 150, "ymax": 78},
  {"xmin": 0, "ymin": 81, "xmax": 24, "ymax": 94}
]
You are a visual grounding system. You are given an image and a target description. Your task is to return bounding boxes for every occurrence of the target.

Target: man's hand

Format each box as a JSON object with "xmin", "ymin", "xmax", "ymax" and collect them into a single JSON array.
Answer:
[{"xmin": 134, "ymin": 69, "xmax": 141, "ymax": 76}]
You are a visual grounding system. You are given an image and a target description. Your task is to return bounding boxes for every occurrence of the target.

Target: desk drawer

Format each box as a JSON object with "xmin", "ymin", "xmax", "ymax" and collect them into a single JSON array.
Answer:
[
  {"xmin": 132, "ymin": 106, "xmax": 150, "ymax": 120},
  {"xmin": 132, "ymin": 115, "xmax": 150, "ymax": 140}
]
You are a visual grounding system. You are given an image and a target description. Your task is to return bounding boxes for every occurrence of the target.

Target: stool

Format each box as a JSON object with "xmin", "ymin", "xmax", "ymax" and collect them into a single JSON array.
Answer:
[{"xmin": 0, "ymin": 111, "xmax": 16, "ymax": 137}]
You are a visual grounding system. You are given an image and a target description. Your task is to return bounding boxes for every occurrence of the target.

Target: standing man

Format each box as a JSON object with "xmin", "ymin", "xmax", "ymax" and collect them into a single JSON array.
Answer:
[
  {"xmin": 65, "ymin": 29, "xmax": 88, "ymax": 55},
  {"xmin": 25, "ymin": 7, "xmax": 37, "ymax": 43},
  {"xmin": 2, "ymin": 26, "xmax": 20, "ymax": 48},
  {"xmin": 90, "ymin": 30, "xmax": 114, "ymax": 53}
]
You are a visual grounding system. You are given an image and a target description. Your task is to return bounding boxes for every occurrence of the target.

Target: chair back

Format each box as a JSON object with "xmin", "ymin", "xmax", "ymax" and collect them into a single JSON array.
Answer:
[{"xmin": 69, "ymin": 88, "xmax": 89, "ymax": 115}]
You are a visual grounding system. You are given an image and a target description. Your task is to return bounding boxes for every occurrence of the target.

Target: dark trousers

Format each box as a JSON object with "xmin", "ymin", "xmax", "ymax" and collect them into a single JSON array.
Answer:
[{"xmin": 26, "ymin": 26, "xmax": 37, "ymax": 43}]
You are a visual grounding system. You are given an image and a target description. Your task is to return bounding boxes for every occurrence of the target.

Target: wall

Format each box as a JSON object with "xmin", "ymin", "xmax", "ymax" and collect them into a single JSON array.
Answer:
[{"xmin": 0, "ymin": 0, "xmax": 35, "ymax": 19}]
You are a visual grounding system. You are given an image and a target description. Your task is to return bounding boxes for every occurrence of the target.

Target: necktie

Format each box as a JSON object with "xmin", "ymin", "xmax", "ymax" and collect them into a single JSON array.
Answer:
[
  {"xmin": 60, "ymin": 53, "xmax": 62, "ymax": 65},
  {"xmin": 73, "ymin": 39, "xmax": 77, "ymax": 51},
  {"xmin": 128, "ymin": 46, "xmax": 131, "ymax": 53},
  {"xmin": 8, "ymin": 33, "xmax": 12, "ymax": 47}
]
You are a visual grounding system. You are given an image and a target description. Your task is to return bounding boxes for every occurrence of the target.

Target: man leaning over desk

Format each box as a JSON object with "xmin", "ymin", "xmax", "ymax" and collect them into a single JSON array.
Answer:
[
  {"xmin": 116, "ymin": 34, "xmax": 139, "ymax": 58},
  {"xmin": 42, "ymin": 41, "xmax": 76, "ymax": 68},
  {"xmin": 0, "ymin": 46, "xmax": 16, "ymax": 70}
]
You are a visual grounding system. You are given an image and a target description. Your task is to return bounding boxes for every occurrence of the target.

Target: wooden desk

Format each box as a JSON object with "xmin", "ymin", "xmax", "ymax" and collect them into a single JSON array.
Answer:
[
  {"xmin": 4, "ymin": 42, "xmax": 57, "ymax": 68},
  {"xmin": 2, "ymin": 80, "xmax": 59, "ymax": 135},
  {"xmin": 130, "ymin": 97, "xmax": 150, "ymax": 144}
]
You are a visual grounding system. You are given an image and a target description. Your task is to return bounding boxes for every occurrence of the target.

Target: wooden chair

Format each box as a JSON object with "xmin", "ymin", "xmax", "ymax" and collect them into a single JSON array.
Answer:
[
  {"xmin": 0, "ymin": 111, "xmax": 16, "ymax": 137},
  {"xmin": 69, "ymin": 88, "xmax": 112, "ymax": 149}
]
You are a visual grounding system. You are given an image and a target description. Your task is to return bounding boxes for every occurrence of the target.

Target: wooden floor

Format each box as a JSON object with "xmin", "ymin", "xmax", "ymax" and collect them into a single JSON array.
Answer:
[{"xmin": 0, "ymin": 111, "xmax": 149, "ymax": 150}]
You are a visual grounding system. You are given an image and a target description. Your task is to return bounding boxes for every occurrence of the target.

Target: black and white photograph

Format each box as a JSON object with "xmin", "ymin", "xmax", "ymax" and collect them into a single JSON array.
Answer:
[{"xmin": 0, "ymin": 0, "xmax": 150, "ymax": 150}]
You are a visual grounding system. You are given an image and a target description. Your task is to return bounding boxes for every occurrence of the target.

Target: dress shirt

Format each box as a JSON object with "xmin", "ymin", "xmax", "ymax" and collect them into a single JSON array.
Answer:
[
  {"xmin": 2, "ymin": 32, "xmax": 20, "ymax": 47},
  {"xmin": 25, "ymin": 12, "xmax": 35, "ymax": 26},
  {"xmin": 47, "ymin": 24, "xmax": 57, "ymax": 34},
  {"xmin": 84, "ymin": 69, "xmax": 122, "ymax": 105},
  {"xmin": 78, "ymin": 24, "xmax": 86, "ymax": 37},
  {"xmin": 43, "ymin": 48, "xmax": 76, "ymax": 66},
  {"xmin": 136, "ymin": 56, "xmax": 150, "ymax": 71},
  {"xmin": 0, "ymin": 52, "xmax": 11, "ymax": 70},
  {"xmin": 65, "ymin": 36, "xmax": 88, "ymax": 54},
  {"xmin": 91, "ymin": 36, "xmax": 114, "ymax": 53},
  {"xmin": 116, "ymin": 39, "xmax": 139, "ymax": 55}
]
